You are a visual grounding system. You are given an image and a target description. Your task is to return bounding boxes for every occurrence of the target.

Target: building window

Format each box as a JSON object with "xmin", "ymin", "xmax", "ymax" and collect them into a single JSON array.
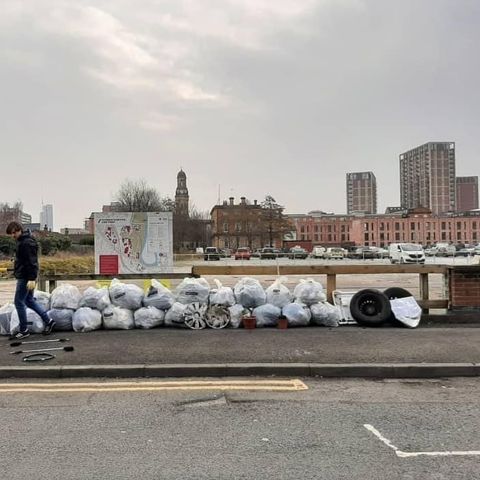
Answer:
[
  {"xmin": 457, "ymin": 222, "xmax": 461, "ymax": 230},
  {"xmin": 395, "ymin": 232, "xmax": 400, "ymax": 241},
  {"xmin": 441, "ymin": 222, "xmax": 446, "ymax": 230},
  {"xmin": 301, "ymin": 226, "xmax": 305, "ymax": 233},
  {"xmin": 223, "ymin": 223, "xmax": 229, "ymax": 233},
  {"xmin": 395, "ymin": 222, "xmax": 400, "ymax": 230},
  {"xmin": 314, "ymin": 234, "xmax": 319, "ymax": 241},
  {"xmin": 441, "ymin": 232, "xmax": 446, "ymax": 240},
  {"xmin": 364, "ymin": 233, "xmax": 369, "ymax": 242},
  {"xmin": 410, "ymin": 222, "xmax": 415, "ymax": 230},
  {"xmin": 235, "ymin": 223, "xmax": 241, "ymax": 232}
]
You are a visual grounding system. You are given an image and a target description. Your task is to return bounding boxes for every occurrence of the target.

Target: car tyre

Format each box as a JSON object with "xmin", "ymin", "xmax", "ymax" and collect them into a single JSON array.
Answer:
[{"xmin": 349, "ymin": 288, "xmax": 392, "ymax": 327}]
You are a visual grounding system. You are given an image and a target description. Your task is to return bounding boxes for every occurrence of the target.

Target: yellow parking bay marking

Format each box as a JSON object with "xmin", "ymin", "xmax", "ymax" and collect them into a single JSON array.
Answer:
[{"xmin": 0, "ymin": 379, "xmax": 308, "ymax": 393}]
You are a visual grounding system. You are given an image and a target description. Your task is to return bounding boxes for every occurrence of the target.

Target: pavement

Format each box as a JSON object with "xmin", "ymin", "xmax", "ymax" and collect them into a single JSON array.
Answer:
[{"xmin": 2, "ymin": 323, "xmax": 480, "ymax": 379}]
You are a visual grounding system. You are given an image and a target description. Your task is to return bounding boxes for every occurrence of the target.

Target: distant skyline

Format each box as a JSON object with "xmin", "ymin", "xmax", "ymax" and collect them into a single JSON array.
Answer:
[{"xmin": 1, "ymin": 0, "xmax": 480, "ymax": 228}]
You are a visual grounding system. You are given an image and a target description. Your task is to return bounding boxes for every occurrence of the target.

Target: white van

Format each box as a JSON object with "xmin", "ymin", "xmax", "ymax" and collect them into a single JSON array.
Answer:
[
  {"xmin": 325, "ymin": 247, "xmax": 345, "ymax": 260},
  {"xmin": 389, "ymin": 243, "xmax": 425, "ymax": 264}
]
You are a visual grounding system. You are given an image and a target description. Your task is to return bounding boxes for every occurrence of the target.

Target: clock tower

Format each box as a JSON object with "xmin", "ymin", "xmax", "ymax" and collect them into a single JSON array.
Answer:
[{"xmin": 175, "ymin": 169, "xmax": 189, "ymax": 217}]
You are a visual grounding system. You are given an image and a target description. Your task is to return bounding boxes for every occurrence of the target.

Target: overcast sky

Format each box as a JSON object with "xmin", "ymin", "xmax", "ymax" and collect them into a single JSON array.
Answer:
[{"xmin": 1, "ymin": 0, "xmax": 479, "ymax": 230}]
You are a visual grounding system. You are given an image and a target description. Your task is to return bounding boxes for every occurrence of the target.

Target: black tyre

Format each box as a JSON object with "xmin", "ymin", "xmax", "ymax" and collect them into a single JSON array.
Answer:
[
  {"xmin": 383, "ymin": 287, "xmax": 412, "ymax": 300},
  {"xmin": 349, "ymin": 289, "xmax": 392, "ymax": 327}
]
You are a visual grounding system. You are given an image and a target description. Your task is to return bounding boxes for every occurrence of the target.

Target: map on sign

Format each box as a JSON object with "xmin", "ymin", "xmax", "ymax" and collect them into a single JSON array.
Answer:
[{"xmin": 94, "ymin": 212, "xmax": 173, "ymax": 274}]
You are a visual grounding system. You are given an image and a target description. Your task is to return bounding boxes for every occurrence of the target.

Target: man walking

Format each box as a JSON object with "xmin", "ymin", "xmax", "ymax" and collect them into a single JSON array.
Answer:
[{"xmin": 6, "ymin": 222, "xmax": 55, "ymax": 340}]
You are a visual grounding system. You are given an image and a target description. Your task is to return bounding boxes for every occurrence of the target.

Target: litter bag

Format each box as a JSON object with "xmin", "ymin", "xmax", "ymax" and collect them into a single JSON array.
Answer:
[
  {"xmin": 228, "ymin": 304, "xmax": 249, "ymax": 329},
  {"xmin": 310, "ymin": 302, "xmax": 341, "ymax": 327},
  {"xmin": 51, "ymin": 284, "xmax": 82, "ymax": 310},
  {"xmin": 134, "ymin": 306, "xmax": 165, "ymax": 329},
  {"xmin": 253, "ymin": 304, "xmax": 281, "ymax": 327},
  {"xmin": 102, "ymin": 306, "xmax": 134, "ymax": 330},
  {"xmin": 33, "ymin": 290, "xmax": 51, "ymax": 311},
  {"xmin": 72, "ymin": 307, "xmax": 103, "ymax": 332},
  {"xmin": 209, "ymin": 279, "xmax": 235, "ymax": 306},
  {"xmin": 164, "ymin": 302, "xmax": 188, "ymax": 328},
  {"xmin": 234, "ymin": 277, "xmax": 266, "ymax": 309},
  {"xmin": 10, "ymin": 309, "xmax": 45, "ymax": 334},
  {"xmin": 47, "ymin": 308, "xmax": 74, "ymax": 331},
  {"xmin": 79, "ymin": 287, "xmax": 111, "ymax": 311},
  {"xmin": 143, "ymin": 279, "xmax": 175, "ymax": 310},
  {"xmin": 109, "ymin": 279, "xmax": 144, "ymax": 310},
  {"xmin": 0, "ymin": 303, "xmax": 15, "ymax": 335},
  {"xmin": 282, "ymin": 302, "xmax": 311, "ymax": 327},
  {"xmin": 390, "ymin": 296, "xmax": 422, "ymax": 328},
  {"xmin": 293, "ymin": 278, "xmax": 326, "ymax": 306},
  {"xmin": 265, "ymin": 277, "xmax": 292, "ymax": 308},
  {"xmin": 175, "ymin": 277, "xmax": 210, "ymax": 305}
]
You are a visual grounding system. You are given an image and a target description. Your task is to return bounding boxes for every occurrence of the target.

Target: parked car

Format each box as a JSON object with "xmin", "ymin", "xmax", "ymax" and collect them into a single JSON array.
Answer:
[
  {"xmin": 288, "ymin": 246, "xmax": 308, "ymax": 259},
  {"xmin": 234, "ymin": 247, "xmax": 251, "ymax": 260},
  {"xmin": 259, "ymin": 247, "xmax": 277, "ymax": 259},
  {"xmin": 350, "ymin": 247, "xmax": 380, "ymax": 260},
  {"xmin": 311, "ymin": 246, "xmax": 326, "ymax": 258},
  {"xmin": 389, "ymin": 243, "xmax": 425, "ymax": 264},
  {"xmin": 204, "ymin": 247, "xmax": 221, "ymax": 261},
  {"xmin": 251, "ymin": 249, "xmax": 262, "ymax": 258},
  {"xmin": 324, "ymin": 247, "xmax": 345, "ymax": 260}
]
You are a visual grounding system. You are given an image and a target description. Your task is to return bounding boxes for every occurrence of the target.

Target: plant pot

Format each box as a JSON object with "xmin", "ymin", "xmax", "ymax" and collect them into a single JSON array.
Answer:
[
  {"xmin": 242, "ymin": 316, "xmax": 256, "ymax": 329},
  {"xmin": 277, "ymin": 317, "xmax": 288, "ymax": 329}
]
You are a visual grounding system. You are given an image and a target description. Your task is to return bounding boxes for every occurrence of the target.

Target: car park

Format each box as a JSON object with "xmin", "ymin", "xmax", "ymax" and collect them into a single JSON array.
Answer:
[
  {"xmin": 204, "ymin": 247, "xmax": 221, "ymax": 261},
  {"xmin": 288, "ymin": 246, "xmax": 308, "ymax": 259},
  {"xmin": 234, "ymin": 247, "xmax": 251, "ymax": 260}
]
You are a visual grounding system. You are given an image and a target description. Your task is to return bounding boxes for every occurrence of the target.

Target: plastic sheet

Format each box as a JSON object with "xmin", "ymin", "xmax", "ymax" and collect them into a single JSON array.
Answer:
[
  {"xmin": 33, "ymin": 290, "xmax": 51, "ymax": 311},
  {"xmin": 265, "ymin": 277, "xmax": 292, "ymax": 308},
  {"xmin": 282, "ymin": 302, "xmax": 311, "ymax": 327},
  {"xmin": 209, "ymin": 279, "xmax": 235, "ymax": 306},
  {"xmin": 48, "ymin": 308, "xmax": 74, "ymax": 331},
  {"xmin": 175, "ymin": 277, "xmax": 210, "ymax": 305},
  {"xmin": 102, "ymin": 306, "xmax": 135, "ymax": 330},
  {"xmin": 10, "ymin": 309, "xmax": 45, "ymax": 334},
  {"xmin": 51, "ymin": 284, "xmax": 82, "ymax": 310},
  {"xmin": 310, "ymin": 302, "xmax": 341, "ymax": 327},
  {"xmin": 253, "ymin": 304, "xmax": 281, "ymax": 327},
  {"xmin": 79, "ymin": 287, "xmax": 111, "ymax": 311},
  {"xmin": 390, "ymin": 296, "xmax": 422, "ymax": 328},
  {"xmin": 109, "ymin": 279, "xmax": 144, "ymax": 310},
  {"xmin": 72, "ymin": 307, "xmax": 103, "ymax": 332},
  {"xmin": 164, "ymin": 302, "xmax": 188, "ymax": 328},
  {"xmin": 143, "ymin": 279, "xmax": 175, "ymax": 310},
  {"xmin": 293, "ymin": 278, "xmax": 326, "ymax": 306},
  {"xmin": 0, "ymin": 303, "xmax": 15, "ymax": 335},
  {"xmin": 228, "ymin": 304, "xmax": 249, "ymax": 329}
]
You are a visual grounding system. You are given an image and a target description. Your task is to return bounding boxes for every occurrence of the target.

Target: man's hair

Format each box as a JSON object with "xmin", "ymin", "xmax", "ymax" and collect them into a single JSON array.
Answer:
[{"xmin": 6, "ymin": 221, "xmax": 23, "ymax": 234}]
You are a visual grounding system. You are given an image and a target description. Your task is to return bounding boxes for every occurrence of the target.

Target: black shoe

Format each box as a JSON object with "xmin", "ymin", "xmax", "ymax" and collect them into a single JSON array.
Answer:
[
  {"xmin": 9, "ymin": 330, "xmax": 30, "ymax": 341},
  {"xmin": 42, "ymin": 320, "xmax": 56, "ymax": 335}
]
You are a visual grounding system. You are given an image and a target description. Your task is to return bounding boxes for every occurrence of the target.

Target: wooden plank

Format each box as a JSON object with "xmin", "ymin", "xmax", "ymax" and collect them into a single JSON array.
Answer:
[
  {"xmin": 326, "ymin": 274, "xmax": 336, "ymax": 303},
  {"xmin": 192, "ymin": 264, "xmax": 448, "ymax": 276},
  {"xmin": 38, "ymin": 273, "xmax": 188, "ymax": 282},
  {"xmin": 419, "ymin": 273, "xmax": 429, "ymax": 313},
  {"xmin": 417, "ymin": 299, "xmax": 448, "ymax": 309}
]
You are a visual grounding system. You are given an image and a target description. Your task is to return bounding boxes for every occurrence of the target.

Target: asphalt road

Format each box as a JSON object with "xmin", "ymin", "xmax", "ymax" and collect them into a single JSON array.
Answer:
[{"xmin": 1, "ymin": 377, "xmax": 479, "ymax": 479}]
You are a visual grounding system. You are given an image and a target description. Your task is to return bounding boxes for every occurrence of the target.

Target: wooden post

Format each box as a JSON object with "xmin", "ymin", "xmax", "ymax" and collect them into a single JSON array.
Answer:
[
  {"xmin": 326, "ymin": 274, "xmax": 336, "ymax": 303},
  {"xmin": 38, "ymin": 277, "xmax": 46, "ymax": 292},
  {"xmin": 49, "ymin": 280, "xmax": 57, "ymax": 294},
  {"xmin": 419, "ymin": 273, "xmax": 429, "ymax": 314}
]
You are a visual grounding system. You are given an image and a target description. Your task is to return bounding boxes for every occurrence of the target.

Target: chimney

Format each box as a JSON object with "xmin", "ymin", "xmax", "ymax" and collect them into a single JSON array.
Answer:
[
  {"xmin": 240, "ymin": 197, "xmax": 246, "ymax": 205},
  {"xmin": 229, "ymin": 197, "xmax": 234, "ymax": 206},
  {"xmin": 254, "ymin": 199, "xmax": 257, "ymax": 206}
]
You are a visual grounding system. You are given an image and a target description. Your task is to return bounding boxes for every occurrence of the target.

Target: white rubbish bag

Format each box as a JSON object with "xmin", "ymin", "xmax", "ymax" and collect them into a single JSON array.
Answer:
[
  {"xmin": 265, "ymin": 277, "xmax": 292, "ymax": 308},
  {"xmin": 109, "ymin": 279, "xmax": 144, "ymax": 310},
  {"xmin": 10, "ymin": 309, "xmax": 45, "ymax": 334},
  {"xmin": 143, "ymin": 280, "xmax": 175, "ymax": 310},
  {"xmin": 209, "ymin": 279, "xmax": 235, "ymax": 306},
  {"xmin": 293, "ymin": 278, "xmax": 326, "ymax": 306},
  {"xmin": 47, "ymin": 308, "xmax": 74, "ymax": 331},
  {"xmin": 102, "ymin": 306, "xmax": 135, "ymax": 330},
  {"xmin": 79, "ymin": 287, "xmax": 111, "ymax": 311},
  {"xmin": 134, "ymin": 306, "xmax": 165, "ymax": 329},
  {"xmin": 282, "ymin": 302, "xmax": 311, "ymax": 327},
  {"xmin": 228, "ymin": 304, "xmax": 249, "ymax": 329},
  {"xmin": 51, "ymin": 284, "xmax": 82, "ymax": 310},
  {"xmin": 33, "ymin": 290, "xmax": 51, "ymax": 311},
  {"xmin": 253, "ymin": 304, "xmax": 281, "ymax": 327},
  {"xmin": 310, "ymin": 302, "xmax": 341, "ymax": 327},
  {"xmin": 234, "ymin": 277, "xmax": 266, "ymax": 309},
  {"xmin": 390, "ymin": 296, "xmax": 422, "ymax": 328},
  {"xmin": 164, "ymin": 302, "xmax": 188, "ymax": 328},
  {"xmin": 175, "ymin": 277, "xmax": 210, "ymax": 305},
  {"xmin": 0, "ymin": 304, "xmax": 15, "ymax": 335},
  {"xmin": 72, "ymin": 307, "xmax": 103, "ymax": 333}
]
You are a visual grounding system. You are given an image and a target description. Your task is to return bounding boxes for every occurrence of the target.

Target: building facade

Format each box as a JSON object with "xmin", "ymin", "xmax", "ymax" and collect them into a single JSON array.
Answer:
[
  {"xmin": 174, "ymin": 169, "xmax": 189, "ymax": 217},
  {"xmin": 289, "ymin": 208, "xmax": 480, "ymax": 248},
  {"xmin": 346, "ymin": 171, "xmax": 377, "ymax": 214},
  {"xmin": 400, "ymin": 142, "xmax": 456, "ymax": 215},
  {"xmin": 210, "ymin": 197, "xmax": 287, "ymax": 250},
  {"xmin": 456, "ymin": 176, "xmax": 479, "ymax": 212}
]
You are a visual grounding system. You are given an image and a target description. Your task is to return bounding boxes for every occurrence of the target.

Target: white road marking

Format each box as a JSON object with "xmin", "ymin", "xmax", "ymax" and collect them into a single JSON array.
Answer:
[{"xmin": 364, "ymin": 424, "xmax": 480, "ymax": 458}]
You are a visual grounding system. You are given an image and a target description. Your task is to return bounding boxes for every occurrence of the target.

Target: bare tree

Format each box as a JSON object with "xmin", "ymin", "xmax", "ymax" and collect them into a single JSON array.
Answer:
[
  {"xmin": 260, "ymin": 195, "xmax": 292, "ymax": 247},
  {"xmin": 114, "ymin": 179, "xmax": 173, "ymax": 212},
  {"xmin": 0, "ymin": 201, "xmax": 23, "ymax": 233}
]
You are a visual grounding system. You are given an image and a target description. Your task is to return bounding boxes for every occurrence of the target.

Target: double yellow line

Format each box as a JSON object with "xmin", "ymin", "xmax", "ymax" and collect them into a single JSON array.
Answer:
[{"xmin": 0, "ymin": 379, "xmax": 308, "ymax": 393}]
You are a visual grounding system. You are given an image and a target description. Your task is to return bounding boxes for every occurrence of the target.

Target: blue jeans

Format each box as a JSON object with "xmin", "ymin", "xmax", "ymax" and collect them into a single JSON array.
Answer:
[{"xmin": 14, "ymin": 279, "xmax": 50, "ymax": 332}]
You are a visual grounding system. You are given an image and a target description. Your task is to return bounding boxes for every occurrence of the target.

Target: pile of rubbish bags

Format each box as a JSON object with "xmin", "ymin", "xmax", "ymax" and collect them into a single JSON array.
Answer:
[{"xmin": 0, "ymin": 276, "xmax": 343, "ymax": 334}]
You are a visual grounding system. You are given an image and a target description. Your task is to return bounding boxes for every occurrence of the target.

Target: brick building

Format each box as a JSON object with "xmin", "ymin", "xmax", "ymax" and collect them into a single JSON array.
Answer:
[
  {"xmin": 456, "ymin": 176, "xmax": 479, "ymax": 212},
  {"xmin": 210, "ymin": 197, "xmax": 287, "ymax": 250},
  {"xmin": 289, "ymin": 208, "xmax": 480, "ymax": 248}
]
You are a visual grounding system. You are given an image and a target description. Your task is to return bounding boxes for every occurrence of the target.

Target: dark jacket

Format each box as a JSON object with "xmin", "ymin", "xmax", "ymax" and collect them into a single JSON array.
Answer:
[{"xmin": 14, "ymin": 231, "xmax": 39, "ymax": 280}]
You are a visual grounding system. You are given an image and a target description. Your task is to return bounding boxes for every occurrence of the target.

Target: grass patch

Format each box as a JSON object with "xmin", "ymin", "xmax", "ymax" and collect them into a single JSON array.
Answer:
[{"xmin": 0, "ymin": 254, "xmax": 95, "ymax": 275}]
